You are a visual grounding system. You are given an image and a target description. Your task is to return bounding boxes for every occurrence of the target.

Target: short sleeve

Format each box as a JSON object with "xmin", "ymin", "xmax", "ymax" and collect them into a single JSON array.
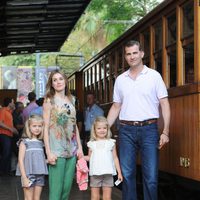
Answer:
[
  {"xmin": 108, "ymin": 139, "xmax": 116, "ymax": 150},
  {"xmin": 87, "ymin": 141, "xmax": 93, "ymax": 149},
  {"xmin": 17, "ymin": 138, "xmax": 27, "ymax": 147},
  {"xmin": 113, "ymin": 77, "xmax": 122, "ymax": 103}
]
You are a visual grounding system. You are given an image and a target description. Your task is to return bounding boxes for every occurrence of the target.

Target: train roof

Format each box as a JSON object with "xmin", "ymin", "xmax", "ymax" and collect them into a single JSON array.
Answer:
[{"xmin": 0, "ymin": 0, "xmax": 91, "ymax": 56}]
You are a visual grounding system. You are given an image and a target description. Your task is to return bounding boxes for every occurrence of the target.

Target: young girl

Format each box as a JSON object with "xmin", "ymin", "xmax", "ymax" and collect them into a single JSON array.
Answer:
[
  {"xmin": 16, "ymin": 114, "xmax": 48, "ymax": 200},
  {"xmin": 87, "ymin": 116, "xmax": 123, "ymax": 200}
]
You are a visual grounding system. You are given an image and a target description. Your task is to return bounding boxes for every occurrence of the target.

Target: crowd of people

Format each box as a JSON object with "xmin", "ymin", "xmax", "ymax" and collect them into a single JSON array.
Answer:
[{"xmin": 0, "ymin": 40, "xmax": 170, "ymax": 200}]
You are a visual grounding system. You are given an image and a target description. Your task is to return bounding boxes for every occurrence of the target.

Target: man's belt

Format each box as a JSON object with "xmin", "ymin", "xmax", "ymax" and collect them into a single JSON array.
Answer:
[{"xmin": 120, "ymin": 119, "xmax": 157, "ymax": 127}]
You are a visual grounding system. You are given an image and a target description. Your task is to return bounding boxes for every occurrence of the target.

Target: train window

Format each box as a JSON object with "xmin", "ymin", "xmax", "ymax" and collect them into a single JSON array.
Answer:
[
  {"xmin": 118, "ymin": 49, "xmax": 123, "ymax": 73},
  {"xmin": 106, "ymin": 77, "xmax": 110, "ymax": 102},
  {"xmin": 154, "ymin": 52, "xmax": 162, "ymax": 76},
  {"xmin": 106, "ymin": 57, "xmax": 109, "ymax": 77},
  {"xmin": 184, "ymin": 43, "xmax": 194, "ymax": 84},
  {"xmin": 88, "ymin": 68, "xmax": 91, "ymax": 86},
  {"xmin": 154, "ymin": 20, "xmax": 162, "ymax": 51},
  {"xmin": 101, "ymin": 80, "xmax": 104, "ymax": 103},
  {"xmin": 84, "ymin": 71, "xmax": 87, "ymax": 87},
  {"xmin": 182, "ymin": 1, "xmax": 194, "ymax": 38},
  {"xmin": 95, "ymin": 82, "xmax": 99, "ymax": 101},
  {"xmin": 101, "ymin": 60, "xmax": 104, "ymax": 79},
  {"xmin": 168, "ymin": 49, "xmax": 177, "ymax": 87},
  {"xmin": 96, "ymin": 63, "xmax": 100, "ymax": 82},
  {"xmin": 111, "ymin": 53, "xmax": 115, "ymax": 73},
  {"xmin": 142, "ymin": 30, "xmax": 150, "ymax": 56},
  {"xmin": 91, "ymin": 66, "xmax": 94, "ymax": 84},
  {"xmin": 167, "ymin": 12, "xmax": 176, "ymax": 45}
]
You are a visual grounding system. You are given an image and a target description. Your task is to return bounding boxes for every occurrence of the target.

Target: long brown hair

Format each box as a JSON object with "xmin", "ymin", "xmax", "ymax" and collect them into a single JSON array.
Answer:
[{"xmin": 45, "ymin": 70, "xmax": 72, "ymax": 100}]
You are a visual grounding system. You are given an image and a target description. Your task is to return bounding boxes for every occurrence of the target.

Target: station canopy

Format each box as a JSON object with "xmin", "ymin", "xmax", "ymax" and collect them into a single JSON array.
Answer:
[{"xmin": 0, "ymin": 0, "xmax": 91, "ymax": 56}]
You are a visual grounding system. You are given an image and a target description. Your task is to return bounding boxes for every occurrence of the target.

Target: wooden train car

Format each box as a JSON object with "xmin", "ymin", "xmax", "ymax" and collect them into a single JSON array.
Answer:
[{"xmin": 69, "ymin": 0, "xmax": 200, "ymax": 197}]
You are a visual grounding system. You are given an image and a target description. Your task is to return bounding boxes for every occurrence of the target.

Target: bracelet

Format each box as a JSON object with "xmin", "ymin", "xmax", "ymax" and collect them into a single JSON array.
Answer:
[{"xmin": 162, "ymin": 133, "xmax": 169, "ymax": 137}]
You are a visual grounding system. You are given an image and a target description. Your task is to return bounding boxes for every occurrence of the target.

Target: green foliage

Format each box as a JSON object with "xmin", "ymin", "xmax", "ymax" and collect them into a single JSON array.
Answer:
[
  {"xmin": 0, "ymin": 0, "xmax": 162, "ymax": 75},
  {"xmin": 0, "ymin": 54, "xmax": 35, "ymax": 66}
]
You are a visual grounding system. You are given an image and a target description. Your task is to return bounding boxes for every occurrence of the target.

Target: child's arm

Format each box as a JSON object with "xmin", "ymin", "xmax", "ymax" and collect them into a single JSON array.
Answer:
[
  {"xmin": 18, "ymin": 141, "xmax": 30, "ymax": 187},
  {"xmin": 83, "ymin": 148, "xmax": 92, "ymax": 161},
  {"xmin": 113, "ymin": 144, "xmax": 123, "ymax": 181}
]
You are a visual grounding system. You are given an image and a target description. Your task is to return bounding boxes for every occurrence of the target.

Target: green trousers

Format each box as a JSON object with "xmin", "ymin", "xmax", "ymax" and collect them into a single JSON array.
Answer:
[{"xmin": 49, "ymin": 157, "xmax": 76, "ymax": 200}]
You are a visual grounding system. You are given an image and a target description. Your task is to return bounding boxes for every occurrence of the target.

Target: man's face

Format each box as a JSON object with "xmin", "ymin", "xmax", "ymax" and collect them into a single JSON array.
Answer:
[
  {"xmin": 125, "ymin": 45, "xmax": 144, "ymax": 68},
  {"xmin": 9, "ymin": 99, "xmax": 15, "ymax": 111},
  {"xmin": 86, "ymin": 94, "xmax": 95, "ymax": 106}
]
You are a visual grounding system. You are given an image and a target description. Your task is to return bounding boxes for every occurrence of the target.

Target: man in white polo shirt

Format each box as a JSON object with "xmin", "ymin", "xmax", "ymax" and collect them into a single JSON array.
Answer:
[{"xmin": 107, "ymin": 40, "xmax": 170, "ymax": 200}]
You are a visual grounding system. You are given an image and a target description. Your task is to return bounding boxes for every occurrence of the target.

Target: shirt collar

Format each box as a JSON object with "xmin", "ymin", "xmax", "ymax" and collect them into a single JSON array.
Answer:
[{"xmin": 124, "ymin": 65, "xmax": 148, "ymax": 77}]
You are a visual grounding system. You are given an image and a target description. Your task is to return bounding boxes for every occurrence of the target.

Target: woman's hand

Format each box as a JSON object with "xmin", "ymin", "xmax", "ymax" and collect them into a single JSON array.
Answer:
[
  {"xmin": 77, "ymin": 147, "xmax": 84, "ymax": 159},
  {"xmin": 47, "ymin": 152, "xmax": 57, "ymax": 165}
]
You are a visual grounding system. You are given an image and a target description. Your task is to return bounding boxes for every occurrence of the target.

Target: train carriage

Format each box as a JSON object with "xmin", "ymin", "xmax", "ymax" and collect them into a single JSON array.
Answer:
[{"xmin": 68, "ymin": 0, "xmax": 200, "ymax": 198}]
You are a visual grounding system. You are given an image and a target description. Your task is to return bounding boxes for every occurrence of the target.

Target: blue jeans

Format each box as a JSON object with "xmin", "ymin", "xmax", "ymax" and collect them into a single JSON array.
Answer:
[{"xmin": 119, "ymin": 123, "xmax": 159, "ymax": 200}]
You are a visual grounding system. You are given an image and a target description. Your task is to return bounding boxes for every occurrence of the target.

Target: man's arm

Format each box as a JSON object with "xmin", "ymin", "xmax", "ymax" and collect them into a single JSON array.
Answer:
[
  {"xmin": 159, "ymin": 97, "xmax": 170, "ymax": 149},
  {"xmin": 107, "ymin": 102, "xmax": 121, "ymax": 127}
]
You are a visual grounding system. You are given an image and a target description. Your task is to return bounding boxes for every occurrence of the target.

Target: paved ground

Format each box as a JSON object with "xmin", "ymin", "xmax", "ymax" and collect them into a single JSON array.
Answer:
[{"xmin": 0, "ymin": 175, "xmax": 122, "ymax": 200}]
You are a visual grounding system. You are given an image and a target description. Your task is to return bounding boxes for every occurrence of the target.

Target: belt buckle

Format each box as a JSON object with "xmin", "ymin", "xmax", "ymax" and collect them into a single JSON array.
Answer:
[{"xmin": 133, "ymin": 121, "xmax": 139, "ymax": 126}]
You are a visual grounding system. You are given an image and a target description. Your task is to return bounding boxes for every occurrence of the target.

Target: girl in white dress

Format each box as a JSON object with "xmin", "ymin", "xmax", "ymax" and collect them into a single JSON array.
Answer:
[{"xmin": 87, "ymin": 116, "xmax": 123, "ymax": 200}]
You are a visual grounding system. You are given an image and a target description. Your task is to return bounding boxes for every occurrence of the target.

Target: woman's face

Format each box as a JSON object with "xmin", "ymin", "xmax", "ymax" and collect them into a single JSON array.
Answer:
[{"xmin": 51, "ymin": 73, "xmax": 66, "ymax": 92}]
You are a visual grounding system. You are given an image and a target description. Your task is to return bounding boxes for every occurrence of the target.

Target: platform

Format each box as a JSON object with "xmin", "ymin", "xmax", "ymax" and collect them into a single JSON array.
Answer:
[{"xmin": 0, "ymin": 175, "xmax": 122, "ymax": 200}]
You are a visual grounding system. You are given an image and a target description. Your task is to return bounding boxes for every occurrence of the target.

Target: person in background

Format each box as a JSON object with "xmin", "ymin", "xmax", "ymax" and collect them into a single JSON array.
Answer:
[
  {"xmin": 30, "ymin": 97, "xmax": 44, "ymax": 116},
  {"xmin": 22, "ymin": 92, "xmax": 38, "ymax": 122},
  {"xmin": 11, "ymin": 102, "xmax": 24, "ymax": 173},
  {"xmin": 43, "ymin": 70, "xmax": 83, "ymax": 200},
  {"xmin": 86, "ymin": 116, "xmax": 123, "ymax": 200},
  {"xmin": 75, "ymin": 99, "xmax": 84, "ymax": 144},
  {"xmin": 12, "ymin": 102, "xmax": 24, "ymax": 139},
  {"xmin": 107, "ymin": 40, "xmax": 170, "ymax": 200},
  {"xmin": 16, "ymin": 114, "xmax": 48, "ymax": 200},
  {"xmin": 84, "ymin": 92, "xmax": 104, "ymax": 153},
  {"xmin": 0, "ymin": 97, "xmax": 18, "ymax": 175}
]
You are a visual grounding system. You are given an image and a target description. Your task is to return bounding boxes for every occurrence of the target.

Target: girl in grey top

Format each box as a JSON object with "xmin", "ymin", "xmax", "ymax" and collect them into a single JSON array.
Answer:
[{"xmin": 16, "ymin": 114, "xmax": 48, "ymax": 200}]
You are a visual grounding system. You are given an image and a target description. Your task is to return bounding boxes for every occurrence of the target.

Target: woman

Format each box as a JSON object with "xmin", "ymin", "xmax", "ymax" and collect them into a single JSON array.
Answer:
[{"xmin": 43, "ymin": 70, "xmax": 83, "ymax": 200}]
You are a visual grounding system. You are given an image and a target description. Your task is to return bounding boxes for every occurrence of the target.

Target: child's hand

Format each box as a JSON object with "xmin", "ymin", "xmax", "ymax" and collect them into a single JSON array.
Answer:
[
  {"xmin": 83, "ymin": 155, "xmax": 90, "ymax": 161},
  {"xmin": 22, "ymin": 176, "xmax": 31, "ymax": 188},
  {"xmin": 118, "ymin": 173, "xmax": 123, "ymax": 182},
  {"xmin": 47, "ymin": 153, "xmax": 57, "ymax": 165}
]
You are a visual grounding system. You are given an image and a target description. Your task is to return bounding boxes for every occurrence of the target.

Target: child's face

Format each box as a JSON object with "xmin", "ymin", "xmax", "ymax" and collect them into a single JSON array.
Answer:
[
  {"xmin": 30, "ymin": 120, "xmax": 43, "ymax": 138},
  {"xmin": 95, "ymin": 122, "xmax": 108, "ymax": 139}
]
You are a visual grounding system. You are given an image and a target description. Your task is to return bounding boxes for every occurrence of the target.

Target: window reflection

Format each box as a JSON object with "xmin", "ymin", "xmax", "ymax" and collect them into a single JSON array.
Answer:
[
  {"xmin": 182, "ymin": 1, "xmax": 194, "ymax": 38},
  {"xmin": 168, "ymin": 50, "xmax": 177, "ymax": 87},
  {"xmin": 184, "ymin": 43, "xmax": 194, "ymax": 84},
  {"xmin": 167, "ymin": 13, "xmax": 176, "ymax": 45}
]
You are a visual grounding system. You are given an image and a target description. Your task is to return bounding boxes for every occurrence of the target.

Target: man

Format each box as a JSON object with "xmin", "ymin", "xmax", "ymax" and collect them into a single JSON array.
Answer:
[
  {"xmin": 0, "ymin": 97, "xmax": 18, "ymax": 175},
  {"xmin": 30, "ymin": 97, "xmax": 44, "ymax": 116},
  {"xmin": 22, "ymin": 91, "xmax": 38, "ymax": 122},
  {"xmin": 84, "ymin": 92, "xmax": 104, "ymax": 152},
  {"xmin": 12, "ymin": 102, "xmax": 24, "ymax": 155},
  {"xmin": 107, "ymin": 40, "xmax": 170, "ymax": 200}
]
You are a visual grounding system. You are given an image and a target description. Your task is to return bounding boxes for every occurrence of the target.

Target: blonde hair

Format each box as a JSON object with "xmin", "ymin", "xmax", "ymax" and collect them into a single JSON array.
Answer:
[
  {"xmin": 45, "ymin": 70, "xmax": 72, "ymax": 101},
  {"xmin": 90, "ymin": 116, "xmax": 112, "ymax": 141},
  {"xmin": 22, "ymin": 114, "xmax": 44, "ymax": 140}
]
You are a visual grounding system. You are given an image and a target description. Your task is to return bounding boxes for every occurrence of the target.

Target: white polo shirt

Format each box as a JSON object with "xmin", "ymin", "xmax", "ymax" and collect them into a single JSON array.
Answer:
[{"xmin": 113, "ymin": 65, "xmax": 168, "ymax": 121}]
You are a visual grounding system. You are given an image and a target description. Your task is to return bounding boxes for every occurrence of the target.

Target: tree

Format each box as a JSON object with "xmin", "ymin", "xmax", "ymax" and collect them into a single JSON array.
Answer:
[{"xmin": 0, "ymin": 0, "xmax": 163, "ymax": 74}]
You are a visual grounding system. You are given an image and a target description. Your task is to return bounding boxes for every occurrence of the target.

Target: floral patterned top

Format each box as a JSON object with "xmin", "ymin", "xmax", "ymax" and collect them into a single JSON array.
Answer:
[{"xmin": 49, "ymin": 96, "xmax": 78, "ymax": 158}]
